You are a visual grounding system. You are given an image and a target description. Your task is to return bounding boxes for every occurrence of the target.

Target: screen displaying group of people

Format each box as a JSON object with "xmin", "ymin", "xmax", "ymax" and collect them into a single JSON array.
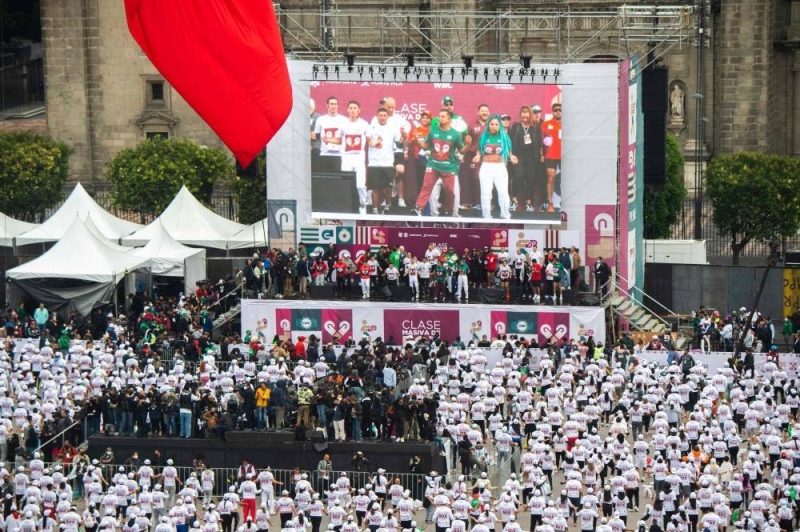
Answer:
[{"xmin": 310, "ymin": 95, "xmax": 562, "ymax": 219}]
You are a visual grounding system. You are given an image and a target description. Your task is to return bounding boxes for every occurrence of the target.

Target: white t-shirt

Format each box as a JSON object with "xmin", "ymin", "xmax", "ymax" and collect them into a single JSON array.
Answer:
[{"xmin": 315, "ymin": 114, "xmax": 347, "ymax": 156}]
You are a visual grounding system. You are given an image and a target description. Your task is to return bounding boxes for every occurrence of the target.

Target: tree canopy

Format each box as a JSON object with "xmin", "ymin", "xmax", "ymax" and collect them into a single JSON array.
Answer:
[
  {"xmin": 643, "ymin": 133, "xmax": 687, "ymax": 239},
  {"xmin": 705, "ymin": 151, "xmax": 800, "ymax": 264},
  {"xmin": 106, "ymin": 137, "xmax": 233, "ymax": 218},
  {"xmin": 0, "ymin": 132, "xmax": 70, "ymax": 221}
]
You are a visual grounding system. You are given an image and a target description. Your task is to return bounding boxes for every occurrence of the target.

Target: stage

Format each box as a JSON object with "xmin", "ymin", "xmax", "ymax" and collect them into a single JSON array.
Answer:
[
  {"xmin": 242, "ymin": 298, "xmax": 607, "ymax": 344},
  {"xmin": 88, "ymin": 431, "xmax": 444, "ymax": 473}
]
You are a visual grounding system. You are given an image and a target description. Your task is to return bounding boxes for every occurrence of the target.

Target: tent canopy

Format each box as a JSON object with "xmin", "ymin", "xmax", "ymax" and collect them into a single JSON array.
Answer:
[
  {"xmin": 0, "ymin": 213, "xmax": 38, "ymax": 247},
  {"xmin": 130, "ymin": 219, "xmax": 207, "ymax": 292},
  {"xmin": 15, "ymin": 182, "xmax": 142, "ymax": 246},
  {"xmin": 8, "ymin": 218, "xmax": 150, "ymax": 316},
  {"xmin": 9, "ymin": 217, "xmax": 149, "ymax": 283},
  {"xmin": 121, "ymin": 186, "xmax": 267, "ymax": 249}
]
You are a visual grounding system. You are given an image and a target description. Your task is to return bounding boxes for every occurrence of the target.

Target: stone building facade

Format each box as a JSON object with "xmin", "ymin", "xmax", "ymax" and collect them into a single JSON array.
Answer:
[{"xmin": 40, "ymin": 0, "xmax": 800, "ymax": 187}]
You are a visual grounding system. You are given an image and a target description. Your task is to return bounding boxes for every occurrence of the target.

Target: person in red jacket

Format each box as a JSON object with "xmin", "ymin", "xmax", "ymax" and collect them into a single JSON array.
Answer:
[
  {"xmin": 485, "ymin": 249, "xmax": 498, "ymax": 287},
  {"xmin": 294, "ymin": 336, "xmax": 307, "ymax": 360},
  {"xmin": 334, "ymin": 258, "xmax": 349, "ymax": 297}
]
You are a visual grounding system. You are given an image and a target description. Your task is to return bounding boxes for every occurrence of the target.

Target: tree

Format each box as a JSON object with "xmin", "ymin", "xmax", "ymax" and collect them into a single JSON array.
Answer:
[
  {"xmin": 228, "ymin": 150, "xmax": 266, "ymax": 225},
  {"xmin": 705, "ymin": 152, "xmax": 800, "ymax": 265},
  {"xmin": 106, "ymin": 137, "xmax": 233, "ymax": 218},
  {"xmin": 643, "ymin": 133, "xmax": 687, "ymax": 239},
  {"xmin": 0, "ymin": 132, "xmax": 70, "ymax": 221}
]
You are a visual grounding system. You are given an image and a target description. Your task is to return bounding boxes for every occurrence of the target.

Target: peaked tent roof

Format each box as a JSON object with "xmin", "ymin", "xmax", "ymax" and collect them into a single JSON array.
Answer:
[
  {"xmin": 130, "ymin": 219, "xmax": 205, "ymax": 276},
  {"xmin": 0, "ymin": 213, "xmax": 38, "ymax": 247},
  {"xmin": 227, "ymin": 218, "xmax": 269, "ymax": 250},
  {"xmin": 121, "ymin": 186, "xmax": 251, "ymax": 249},
  {"xmin": 8, "ymin": 217, "xmax": 149, "ymax": 283},
  {"xmin": 14, "ymin": 183, "xmax": 142, "ymax": 246}
]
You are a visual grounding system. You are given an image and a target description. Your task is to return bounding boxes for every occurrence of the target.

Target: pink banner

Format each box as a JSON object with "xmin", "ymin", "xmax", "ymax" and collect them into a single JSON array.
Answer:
[
  {"xmin": 385, "ymin": 228, "xmax": 492, "ymax": 258},
  {"xmin": 383, "ymin": 309, "xmax": 460, "ymax": 343},
  {"xmin": 584, "ymin": 204, "xmax": 616, "ymax": 265},
  {"xmin": 538, "ymin": 312, "xmax": 570, "ymax": 343},
  {"xmin": 321, "ymin": 309, "xmax": 353, "ymax": 343}
]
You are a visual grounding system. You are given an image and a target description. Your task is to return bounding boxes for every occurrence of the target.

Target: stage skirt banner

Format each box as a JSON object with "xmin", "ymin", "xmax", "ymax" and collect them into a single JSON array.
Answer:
[{"xmin": 241, "ymin": 299, "xmax": 606, "ymax": 346}]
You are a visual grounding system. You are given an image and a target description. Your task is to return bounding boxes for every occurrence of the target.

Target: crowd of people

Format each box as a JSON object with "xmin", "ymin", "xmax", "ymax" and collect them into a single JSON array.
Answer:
[
  {"xmin": 2, "ymin": 282, "xmax": 800, "ymax": 531},
  {"xmin": 237, "ymin": 244, "xmax": 614, "ymax": 304},
  {"xmin": 310, "ymin": 95, "xmax": 562, "ymax": 218}
]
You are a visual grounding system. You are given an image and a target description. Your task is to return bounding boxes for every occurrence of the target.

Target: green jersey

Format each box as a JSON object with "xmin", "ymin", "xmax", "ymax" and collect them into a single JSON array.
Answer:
[
  {"xmin": 434, "ymin": 265, "xmax": 447, "ymax": 282},
  {"xmin": 424, "ymin": 126, "xmax": 465, "ymax": 174}
]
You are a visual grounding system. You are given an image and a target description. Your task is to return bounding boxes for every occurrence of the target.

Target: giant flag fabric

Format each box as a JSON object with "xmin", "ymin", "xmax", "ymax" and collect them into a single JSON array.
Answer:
[{"xmin": 125, "ymin": 0, "xmax": 292, "ymax": 166}]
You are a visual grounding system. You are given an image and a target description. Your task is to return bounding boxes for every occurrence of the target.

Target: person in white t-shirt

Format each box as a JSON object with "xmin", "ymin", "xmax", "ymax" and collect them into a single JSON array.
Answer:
[
  {"xmin": 368, "ymin": 108, "xmax": 401, "ymax": 215},
  {"xmin": 371, "ymin": 97, "xmax": 411, "ymax": 207},
  {"xmin": 340, "ymin": 101, "xmax": 371, "ymax": 214},
  {"xmin": 313, "ymin": 97, "xmax": 347, "ymax": 173}
]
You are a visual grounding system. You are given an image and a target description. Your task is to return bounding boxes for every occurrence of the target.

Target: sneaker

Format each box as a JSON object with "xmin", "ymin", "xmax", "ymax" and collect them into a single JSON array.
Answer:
[
  {"xmin": 397, "ymin": 198, "xmax": 406, "ymax": 207},
  {"xmin": 547, "ymin": 202, "xmax": 555, "ymax": 213},
  {"xmin": 526, "ymin": 203, "xmax": 535, "ymax": 212},
  {"xmin": 510, "ymin": 199, "xmax": 518, "ymax": 211},
  {"xmin": 412, "ymin": 208, "xmax": 423, "ymax": 216},
  {"xmin": 372, "ymin": 208, "xmax": 379, "ymax": 214}
]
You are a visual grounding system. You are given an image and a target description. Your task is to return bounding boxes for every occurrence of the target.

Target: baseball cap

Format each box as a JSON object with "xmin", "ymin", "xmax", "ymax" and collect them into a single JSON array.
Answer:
[
  {"xmin": 442, "ymin": 96, "xmax": 454, "ymax": 104},
  {"xmin": 531, "ymin": 105, "xmax": 542, "ymax": 111},
  {"xmin": 501, "ymin": 114, "xmax": 511, "ymax": 120},
  {"xmin": 421, "ymin": 110, "xmax": 432, "ymax": 118}
]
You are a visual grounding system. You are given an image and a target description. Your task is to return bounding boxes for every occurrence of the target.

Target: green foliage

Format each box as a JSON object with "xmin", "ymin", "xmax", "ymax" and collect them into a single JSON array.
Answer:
[
  {"xmin": 228, "ymin": 150, "xmax": 266, "ymax": 225},
  {"xmin": 643, "ymin": 134, "xmax": 687, "ymax": 239},
  {"xmin": 706, "ymin": 152, "xmax": 800, "ymax": 264},
  {"xmin": 0, "ymin": 132, "xmax": 70, "ymax": 221},
  {"xmin": 106, "ymin": 137, "xmax": 233, "ymax": 217}
]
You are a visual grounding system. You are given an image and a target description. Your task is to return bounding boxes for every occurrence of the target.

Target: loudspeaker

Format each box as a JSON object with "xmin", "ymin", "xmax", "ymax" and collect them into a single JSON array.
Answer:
[
  {"xmin": 311, "ymin": 172, "xmax": 359, "ymax": 214},
  {"xmin": 786, "ymin": 250, "xmax": 800, "ymax": 267},
  {"xmin": 313, "ymin": 442, "xmax": 329, "ymax": 452},
  {"xmin": 236, "ymin": 160, "xmax": 260, "ymax": 178},
  {"xmin": 642, "ymin": 66, "xmax": 668, "ymax": 186}
]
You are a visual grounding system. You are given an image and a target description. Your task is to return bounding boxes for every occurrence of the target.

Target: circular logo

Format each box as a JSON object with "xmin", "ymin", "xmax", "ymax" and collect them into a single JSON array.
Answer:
[
  {"xmin": 338, "ymin": 228, "xmax": 352, "ymax": 242},
  {"xmin": 300, "ymin": 318, "xmax": 313, "ymax": 329},
  {"xmin": 338, "ymin": 250, "xmax": 352, "ymax": 259},
  {"xmin": 516, "ymin": 321, "xmax": 529, "ymax": 333}
]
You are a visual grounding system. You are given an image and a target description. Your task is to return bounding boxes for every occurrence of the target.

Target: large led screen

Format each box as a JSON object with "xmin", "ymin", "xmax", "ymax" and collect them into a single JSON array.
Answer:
[{"xmin": 309, "ymin": 81, "xmax": 563, "ymax": 223}]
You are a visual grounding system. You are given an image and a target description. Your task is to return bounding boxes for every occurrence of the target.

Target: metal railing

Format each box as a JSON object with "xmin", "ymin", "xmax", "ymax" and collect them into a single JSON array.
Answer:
[
  {"xmin": 615, "ymin": 272, "xmax": 681, "ymax": 321},
  {"xmin": 81, "ymin": 464, "xmax": 434, "ymax": 499},
  {"xmin": 604, "ymin": 277, "xmax": 672, "ymax": 331},
  {"xmin": 35, "ymin": 420, "xmax": 82, "ymax": 454}
]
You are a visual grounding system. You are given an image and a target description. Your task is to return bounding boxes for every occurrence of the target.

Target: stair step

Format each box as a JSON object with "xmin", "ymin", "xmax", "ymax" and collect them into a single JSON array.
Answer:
[
  {"xmin": 624, "ymin": 304, "xmax": 641, "ymax": 317},
  {"xmin": 610, "ymin": 295, "xmax": 626, "ymax": 307},
  {"xmin": 652, "ymin": 322, "xmax": 667, "ymax": 333},
  {"xmin": 676, "ymin": 337, "xmax": 688, "ymax": 350},
  {"xmin": 617, "ymin": 301, "xmax": 632, "ymax": 312},
  {"xmin": 636, "ymin": 314, "xmax": 653, "ymax": 327},
  {"xmin": 642, "ymin": 318, "xmax": 658, "ymax": 330},
  {"xmin": 629, "ymin": 309, "xmax": 646, "ymax": 321}
]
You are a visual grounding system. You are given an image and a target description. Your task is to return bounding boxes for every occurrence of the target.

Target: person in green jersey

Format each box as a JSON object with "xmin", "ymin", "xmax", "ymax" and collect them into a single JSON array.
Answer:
[
  {"xmin": 412, "ymin": 109, "xmax": 472, "ymax": 217},
  {"xmin": 433, "ymin": 261, "xmax": 447, "ymax": 301}
]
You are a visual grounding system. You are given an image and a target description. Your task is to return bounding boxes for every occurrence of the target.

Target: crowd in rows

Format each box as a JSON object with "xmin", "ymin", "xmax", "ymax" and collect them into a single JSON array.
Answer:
[{"xmin": 0, "ymin": 286, "xmax": 799, "ymax": 532}]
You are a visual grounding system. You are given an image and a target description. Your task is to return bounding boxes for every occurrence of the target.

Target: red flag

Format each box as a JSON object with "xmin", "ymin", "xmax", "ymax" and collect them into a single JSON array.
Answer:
[{"xmin": 125, "ymin": 0, "xmax": 293, "ymax": 167}]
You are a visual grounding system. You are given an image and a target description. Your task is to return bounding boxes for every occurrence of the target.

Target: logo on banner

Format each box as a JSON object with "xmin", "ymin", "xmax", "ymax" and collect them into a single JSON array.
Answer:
[
  {"xmin": 538, "ymin": 312, "xmax": 570, "ymax": 342},
  {"xmin": 401, "ymin": 319, "xmax": 442, "ymax": 337},
  {"xmin": 492, "ymin": 230, "xmax": 508, "ymax": 250},
  {"xmin": 324, "ymin": 320, "xmax": 351, "ymax": 337},
  {"xmin": 292, "ymin": 309, "xmax": 321, "ymax": 331}
]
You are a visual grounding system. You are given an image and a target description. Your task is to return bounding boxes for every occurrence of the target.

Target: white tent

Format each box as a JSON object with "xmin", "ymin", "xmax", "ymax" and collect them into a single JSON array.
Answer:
[
  {"xmin": 15, "ymin": 182, "xmax": 142, "ymax": 246},
  {"xmin": 130, "ymin": 219, "xmax": 207, "ymax": 293},
  {"xmin": 0, "ymin": 213, "xmax": 38, "ymax": 247},
  {"xmin": 121, "ymin": 186, "xmax": 267, "ymax": 249},
  {"xmin": 8, "ymin": 218, "xmax": 150, "ymax": 316},
  {"xmin": 228, "ymin": 218, "xmax": 270, "ymax": 250}
]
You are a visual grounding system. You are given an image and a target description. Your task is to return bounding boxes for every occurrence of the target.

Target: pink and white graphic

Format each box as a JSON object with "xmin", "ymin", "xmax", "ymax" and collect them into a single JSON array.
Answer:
[
  {"xmin": 584, "ymin": 205, "xmax": 616, "ymax": 283},
  {"xmin": 460, "ymin": 308, "xmax": 490, "ymax": 343},
  {"xmin": 490, "ymin": 311, "xmax": 508, "ymax": 339},
  {"xmin": 321, "ymin": 309, "xmax": 353, "ymax": 343},
  {"xmin": 352, "ymin": 307, "xmax": 383, "ymax": 341},
  {"xmin": 383, "ymin": 309, "xmax": 460, "ymax": 342},
  {"xmin": 275, "ymin": 309, "xmax": 292, "ymax": 340},
  {"xmin": 538, "ymin": 312, "xmax": 570, "ymax": 343}
]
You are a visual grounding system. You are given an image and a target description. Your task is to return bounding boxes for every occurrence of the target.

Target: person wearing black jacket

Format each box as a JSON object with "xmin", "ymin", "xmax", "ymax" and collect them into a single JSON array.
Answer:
[{"xmin": 239, "ymin": 383, "xmax": 257, "ymax": 430}]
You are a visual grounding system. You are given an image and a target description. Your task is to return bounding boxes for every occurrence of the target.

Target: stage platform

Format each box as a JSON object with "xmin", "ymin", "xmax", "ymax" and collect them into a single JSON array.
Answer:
[
  {"xmin": 88, "ymin": 431, "xmax": 444, "ymax": 472},
  {"xmin": 242, "ymin": 298, "xmax": 607, "ymax": 345}
]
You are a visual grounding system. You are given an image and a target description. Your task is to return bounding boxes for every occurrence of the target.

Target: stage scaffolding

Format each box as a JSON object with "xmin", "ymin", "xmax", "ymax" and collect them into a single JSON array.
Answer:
[{"xmin": 274, "ymin": 4, "xmax": 695, "ymax": 73}]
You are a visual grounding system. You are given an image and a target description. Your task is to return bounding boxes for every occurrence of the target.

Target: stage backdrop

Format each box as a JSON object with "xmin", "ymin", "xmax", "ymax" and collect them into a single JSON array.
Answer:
[{"xmin": 241, "ymin": 299, "xmax": 606, "ymax": 345}]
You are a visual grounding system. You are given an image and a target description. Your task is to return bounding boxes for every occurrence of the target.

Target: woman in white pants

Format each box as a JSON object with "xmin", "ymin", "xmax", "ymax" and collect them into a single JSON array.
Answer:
[{"xmin": 473, "ymin": 115, "xmax": 517, "ymax": 219}]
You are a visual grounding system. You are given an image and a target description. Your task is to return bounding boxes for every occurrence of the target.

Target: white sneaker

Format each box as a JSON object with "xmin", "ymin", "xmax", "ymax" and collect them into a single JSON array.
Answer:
[{"xmin": 397, "ymin": 199, "xmax": 406, "ymax": 207}]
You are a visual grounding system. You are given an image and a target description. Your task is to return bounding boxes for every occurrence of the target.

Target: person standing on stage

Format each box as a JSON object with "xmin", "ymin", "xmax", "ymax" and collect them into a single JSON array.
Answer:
[
  {"xmin": 312, "ymin": 96, "xmax": 347, "ymax": 173},
  {"xmin": 541, "ymin": 103, "xmax": 563, "ymax": 212},
  {"xmin": 339, "ymin": 101, "xmax": 370, "ymax": 214},
  {"xmin": 472, "ymin": 114, "xmax": 517, "ymax": 220}
]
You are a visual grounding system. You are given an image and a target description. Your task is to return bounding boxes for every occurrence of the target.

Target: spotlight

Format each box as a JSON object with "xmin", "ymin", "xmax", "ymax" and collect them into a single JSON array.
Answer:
[
  {"xmin": 334, "ymin": 65, "xmax": 340, "ymax": 78},
  {"xmin": 506, "ymin": 68, "xmax": 514, "ymax": 82},
  {"xmin": 462, "ymin": 55, "xmax": 474, "ymax": 69},
  {"xmin": 461, "ymin": 68, "xmax": 467, "ymax": 80},
  {"xmin": 345, "ymin": 52, "xmax": 356, "ymax": 71},
  {"xmin": 541, "ymin": 68, "xmax": 549, "ymax": 81},
  {"xmin": 415, "ymin": 67, "xmax": 422, "ymax": 81},
  {"xmin": 483, "ymin": 68, "xmax": 489, "ymax": 81},
  {"xmin": 450, "ymin": 67, "xmax": 455, "ymax": 78},
  {"xmin": 493, "ymin": 67, "xmax": 501, "ymax": 81},
  {"xmin": 520, "ymin": 54, "xmax": 532, "ymax": 69},
  {"xmin": 437, "ymin": 67, "xmax": 444, "ymax": 78},
  {"xmin": 312, "ymin": 65, "xmax": 319, "ymax": 79},
  {"xmin": 554, "ymin": 68, "xmax": 561, "ymax": 81},
  {"xmin": 393, "ymin": 67, "xmax": 398, "ymax": 79},
  {"xmin": 357, "ymin": 66, "xmax": 364, "ymax": 79},
  {"xmin": 323, "ymin": 65, "xmax": 329, "ymax": 77},
  {"xmin": 379, "ymin": 67, "xmax": 386, "ymax": 80},
  {"xmin": 406, "ymin": 53, "xmax": 415, "ymax": 68},
  {"xmin": 518, "ymin": 67, "xmax": 527, "ymax": 78}
]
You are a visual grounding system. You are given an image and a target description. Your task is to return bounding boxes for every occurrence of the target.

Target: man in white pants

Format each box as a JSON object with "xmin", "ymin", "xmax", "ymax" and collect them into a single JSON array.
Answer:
[
  {"xmin": 455, "ymin": 259, "xmax": 470, "ymax": 301},
  {"xmin": 407, "ymin": 257, "xmax": 420, "ymax": 300}
]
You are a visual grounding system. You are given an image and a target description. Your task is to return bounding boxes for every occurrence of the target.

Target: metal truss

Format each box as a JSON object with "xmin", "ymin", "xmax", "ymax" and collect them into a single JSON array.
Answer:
[{"xmin": 275, "ymin": 4, "xmax": 695, "ymax": 67}]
